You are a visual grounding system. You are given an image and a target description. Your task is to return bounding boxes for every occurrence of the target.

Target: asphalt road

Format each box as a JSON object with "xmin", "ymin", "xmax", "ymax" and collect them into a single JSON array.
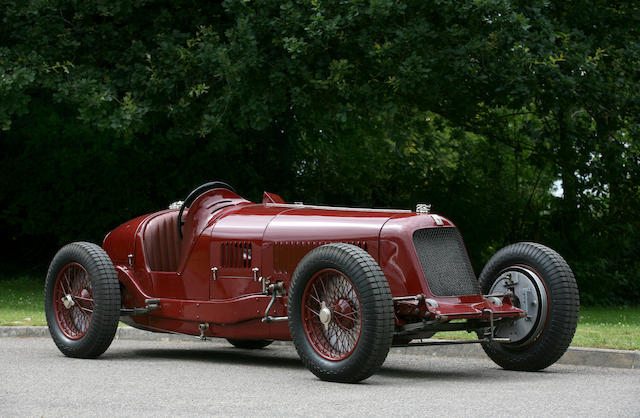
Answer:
[{"xmin": 1, "ymin": 338, "xmax": 638, "ymax": 417}]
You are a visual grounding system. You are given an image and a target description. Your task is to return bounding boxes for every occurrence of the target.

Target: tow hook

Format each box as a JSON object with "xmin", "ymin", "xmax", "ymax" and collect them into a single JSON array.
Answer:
[{"xmin": 198, "ymin": 323, "xmax": 209, "ymax": 340}]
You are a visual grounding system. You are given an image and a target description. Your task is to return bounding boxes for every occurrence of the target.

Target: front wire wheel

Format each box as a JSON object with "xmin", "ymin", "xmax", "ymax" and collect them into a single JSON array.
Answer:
[
  {"xmin": 301, "ymin": 269, "xmax": 362, "ymax": 361},
  {"xmin": 289, "ymin": 243, "xmax": 394, "ymax": 383},
  {"xmin": 479, "ymin": 242, "xmax": 579, "ymax": 371}
]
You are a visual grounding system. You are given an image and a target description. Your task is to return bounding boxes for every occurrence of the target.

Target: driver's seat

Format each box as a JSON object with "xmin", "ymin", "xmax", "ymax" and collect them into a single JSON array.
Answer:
[{"xmin": 143, "ymin": 211, "xmax": 181, "ymax": 272}]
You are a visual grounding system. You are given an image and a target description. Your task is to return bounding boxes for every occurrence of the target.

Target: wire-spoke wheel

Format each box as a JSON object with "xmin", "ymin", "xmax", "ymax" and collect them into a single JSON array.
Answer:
[
  {"xmin": 302, "ymin": 269, "xmax": 362, "ymax": 361},
  {"xmin": 53, "ymin": 263, "xmax": 94, "ymax": 340},
  {"xmin": 45, "ymin": 242, "xmax": 121, "ymax": 358},
  {"xmin": 289, "ymin": 243, "xmax": 394, "ymax": 383}
]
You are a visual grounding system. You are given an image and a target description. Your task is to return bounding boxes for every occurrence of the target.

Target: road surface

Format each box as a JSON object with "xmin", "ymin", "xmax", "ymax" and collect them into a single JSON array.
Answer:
[{"xmin": 0, "ymin": 337, "xmax": 638, "ymax": 417}]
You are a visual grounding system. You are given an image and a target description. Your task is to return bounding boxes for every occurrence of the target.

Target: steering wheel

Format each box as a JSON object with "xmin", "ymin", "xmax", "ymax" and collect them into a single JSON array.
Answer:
[{"xmin": 177, "ymin": 181, "xmax": 236, "ymax": 238}]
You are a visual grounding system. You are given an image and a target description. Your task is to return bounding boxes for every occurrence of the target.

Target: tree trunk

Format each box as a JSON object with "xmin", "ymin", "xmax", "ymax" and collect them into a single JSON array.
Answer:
[
  {"xmin": 556, "ymin": 108, "xmax": 579, "ymax": 247},
  {"xmin": 596, "ymin": 117, "xmax": 622, "ymax": 218}
]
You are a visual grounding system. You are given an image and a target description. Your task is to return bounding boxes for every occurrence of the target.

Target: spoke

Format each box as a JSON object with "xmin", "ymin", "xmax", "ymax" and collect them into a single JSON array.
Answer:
[
  {"xmin": 75, "ymin": 298, "xmax": 94, "ymax": 311},
  {"xmin": 76, "ymin": 305, "xmax": 93, "ymax": 315},
  {"xmin": 335, "ymin": 278, "xmax": 344, "ymax": 300},
  {"xmin": 312, "ymin": 282, "xmax": 321, "ymax": 301},
  {"xmin": 58, "ymin": 278, "xmax": 67, "ymax": 296},
  {"xmin": 70, "ymin": 268, "xmax": 78, "ymax": 292},
  {"xmin": 345, "ymin": 329, "xmax": 357, "ymax": 344},
  {"xmin": 62, "ymin": 272, "xmax": 73, "ymax": 295},
  {"xmin": 347, "ymin": 287, "xmax": 355, "ymax": 302},
  {"xmin": 339, "ymin": 329, "xmax": 351, "ymax": 353},
  {"xmin": 332, "ymin": 310, "xmax": 357, "ymax": 320},
  {"xmin": 333, "ymin": 325, "xmax": 343, "ymax": 351},
  {"xmin": 305, "ymin": 305, "xmax": 320, "ymax": 316},
  {"xmin": 340, "ymin": 336, "xmax": 349, "ymax": 353},
  {"xmin": 328, "ymin": 323, "xmax": 337, "ymax": 350},
  {"xmin": 308, "ymin": 293, "xmax": 322, "ymax": 304},
  {"xmin": 319, "ymin": 276, "xmax": 328, "ymax": 300}
]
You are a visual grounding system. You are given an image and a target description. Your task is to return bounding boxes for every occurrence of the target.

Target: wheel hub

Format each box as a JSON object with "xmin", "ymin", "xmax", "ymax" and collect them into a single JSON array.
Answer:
[
  {"xmin": 319, "ymin": 301, "xmax": 332, "ymax": 330},
  {"xmin": 61, "ymin": 294, "xmax": 75, "ymax": 309},
  {"xmin": 489, "ymin": 266, "xmax": 548, "ymax": 344}
]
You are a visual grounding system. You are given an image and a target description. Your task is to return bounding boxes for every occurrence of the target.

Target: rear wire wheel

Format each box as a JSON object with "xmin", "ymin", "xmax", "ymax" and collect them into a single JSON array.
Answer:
[
  {"xmin": 45, "ymin": 242, "xmax": 121, "ymax": 358},
  {"xmin": 288, "ymin": 243, "xmax": 394, "ymax": 383},
  {"xmin": 52, "ymin": 262, "xmax": 94, "ymax": 340}
]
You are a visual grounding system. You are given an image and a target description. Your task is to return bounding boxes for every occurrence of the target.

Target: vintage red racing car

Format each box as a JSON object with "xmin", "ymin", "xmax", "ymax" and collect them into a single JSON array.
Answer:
[{"xmin": 45, "ymin": 181, "xmax": 580, "ymax": 382}]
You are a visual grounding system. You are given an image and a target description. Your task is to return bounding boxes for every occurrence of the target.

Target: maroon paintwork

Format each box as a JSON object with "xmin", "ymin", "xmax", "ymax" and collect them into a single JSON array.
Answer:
[{"xmin": 103, "ymin": 189, "xmax": 522, "ymax": 340}]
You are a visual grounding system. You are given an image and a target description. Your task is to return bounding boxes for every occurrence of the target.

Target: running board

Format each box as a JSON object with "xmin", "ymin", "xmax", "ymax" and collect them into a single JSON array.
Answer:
[{"xmin": 120, "ymin": 299, "xmax": 160, "ymax": 316}]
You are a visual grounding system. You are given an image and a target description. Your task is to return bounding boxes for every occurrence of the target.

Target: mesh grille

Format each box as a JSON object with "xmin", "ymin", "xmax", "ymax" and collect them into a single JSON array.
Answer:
[{"xmin": 413, "ymin": 228, "xmax": 480, "ymax": 296}]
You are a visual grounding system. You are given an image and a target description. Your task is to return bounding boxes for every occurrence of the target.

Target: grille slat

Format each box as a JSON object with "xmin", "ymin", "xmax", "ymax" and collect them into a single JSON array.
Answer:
[{"xmin": 413, "ymin": 228, "xmax": 480, "ymax": 296}]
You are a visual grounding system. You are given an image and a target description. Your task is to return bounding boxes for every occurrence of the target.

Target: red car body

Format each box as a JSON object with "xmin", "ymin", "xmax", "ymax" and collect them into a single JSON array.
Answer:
[
  {"xmin": 104, "ymin": 188, "xmax": 522, "ymax": 340},
  {"xmin": 46, "ymin": 182, "xmax": 578, "ymax": 382}
]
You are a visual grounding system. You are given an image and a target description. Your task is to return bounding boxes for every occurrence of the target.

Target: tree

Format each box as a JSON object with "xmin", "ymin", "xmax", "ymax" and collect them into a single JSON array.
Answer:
[{"xmin": 1, "ymin": 0, "xmax": 638, "ymax": 303}]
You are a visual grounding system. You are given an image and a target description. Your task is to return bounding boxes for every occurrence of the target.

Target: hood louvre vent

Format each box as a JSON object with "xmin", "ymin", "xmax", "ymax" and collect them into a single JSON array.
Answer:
[{"xmin": 221, "ymin": 242, "xmax": 252, "ymax": 268}]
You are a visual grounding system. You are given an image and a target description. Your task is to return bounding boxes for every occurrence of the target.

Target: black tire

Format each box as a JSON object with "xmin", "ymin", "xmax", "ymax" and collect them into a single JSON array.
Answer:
[
  {"xmin": 288, "ymin": 243, "xmax": 394, "ymax": 383},
  {"xmin": 226, "ymin": 339, "xmax": 273, "ymax": 349},
  {"xmin": 478, "ymin": 242, "xmax": 579, "ymax": 371},
  {"xmin": 45, "ymin": 242, "xmax": 121, "ymax": 358}
]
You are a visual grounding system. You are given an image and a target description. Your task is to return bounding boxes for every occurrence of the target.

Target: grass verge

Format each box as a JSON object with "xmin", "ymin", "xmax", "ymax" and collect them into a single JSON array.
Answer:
[
  {"xmin": 571, "ymin": 307, "xmax": 640, "ymax": 351},
  {"xmin": 1, "ymin": 277, "xmax": 638, "ymax": 350},
  {"xmin": 0, "ymin": 277, "xmax": 46, "ymax": 326}
]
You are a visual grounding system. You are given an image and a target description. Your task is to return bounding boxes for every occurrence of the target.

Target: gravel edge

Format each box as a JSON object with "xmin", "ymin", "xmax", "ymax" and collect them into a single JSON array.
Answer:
[{"xmin": 1, "ymin": 326, "xmax": 637, "ymax": 370}]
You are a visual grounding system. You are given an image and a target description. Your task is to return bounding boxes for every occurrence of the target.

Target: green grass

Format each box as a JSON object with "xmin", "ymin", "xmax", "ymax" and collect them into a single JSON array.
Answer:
[
  {"xmin": 1, "ymin": 277, "xmax": 638, "ymax": 350},
  {"xmin": 571, "ymin": 307, "xmax": 640, "ymax": 351},
  {"xmin": 0, "ymin": 277, "xmax": 46, "ymax": 326}
]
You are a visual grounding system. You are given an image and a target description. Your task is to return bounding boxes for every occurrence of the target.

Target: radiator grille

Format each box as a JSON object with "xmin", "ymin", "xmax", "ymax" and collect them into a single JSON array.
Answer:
[{"xmin": 413, "ymin": 228, "xmax": 480, "ymax": 296}]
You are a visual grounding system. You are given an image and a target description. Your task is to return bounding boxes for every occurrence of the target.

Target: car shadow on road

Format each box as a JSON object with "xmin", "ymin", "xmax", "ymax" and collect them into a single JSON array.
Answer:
[
  {"xmin": 104, "ymin": 344, "xmax": 519, "ymax": 382},
  {"xmin": 377, "ymin": 365, "xmax": 489, "ymax": 381},
  {"xmin": 108, "ymin": 346, "xmax": 305, "ymax": 370}
]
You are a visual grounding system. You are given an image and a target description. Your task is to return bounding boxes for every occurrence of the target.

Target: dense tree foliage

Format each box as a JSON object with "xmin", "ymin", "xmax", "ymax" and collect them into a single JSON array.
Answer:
[{"xmin": 1, "ymin": 1, "xmax": 638, "ymax": 304}]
